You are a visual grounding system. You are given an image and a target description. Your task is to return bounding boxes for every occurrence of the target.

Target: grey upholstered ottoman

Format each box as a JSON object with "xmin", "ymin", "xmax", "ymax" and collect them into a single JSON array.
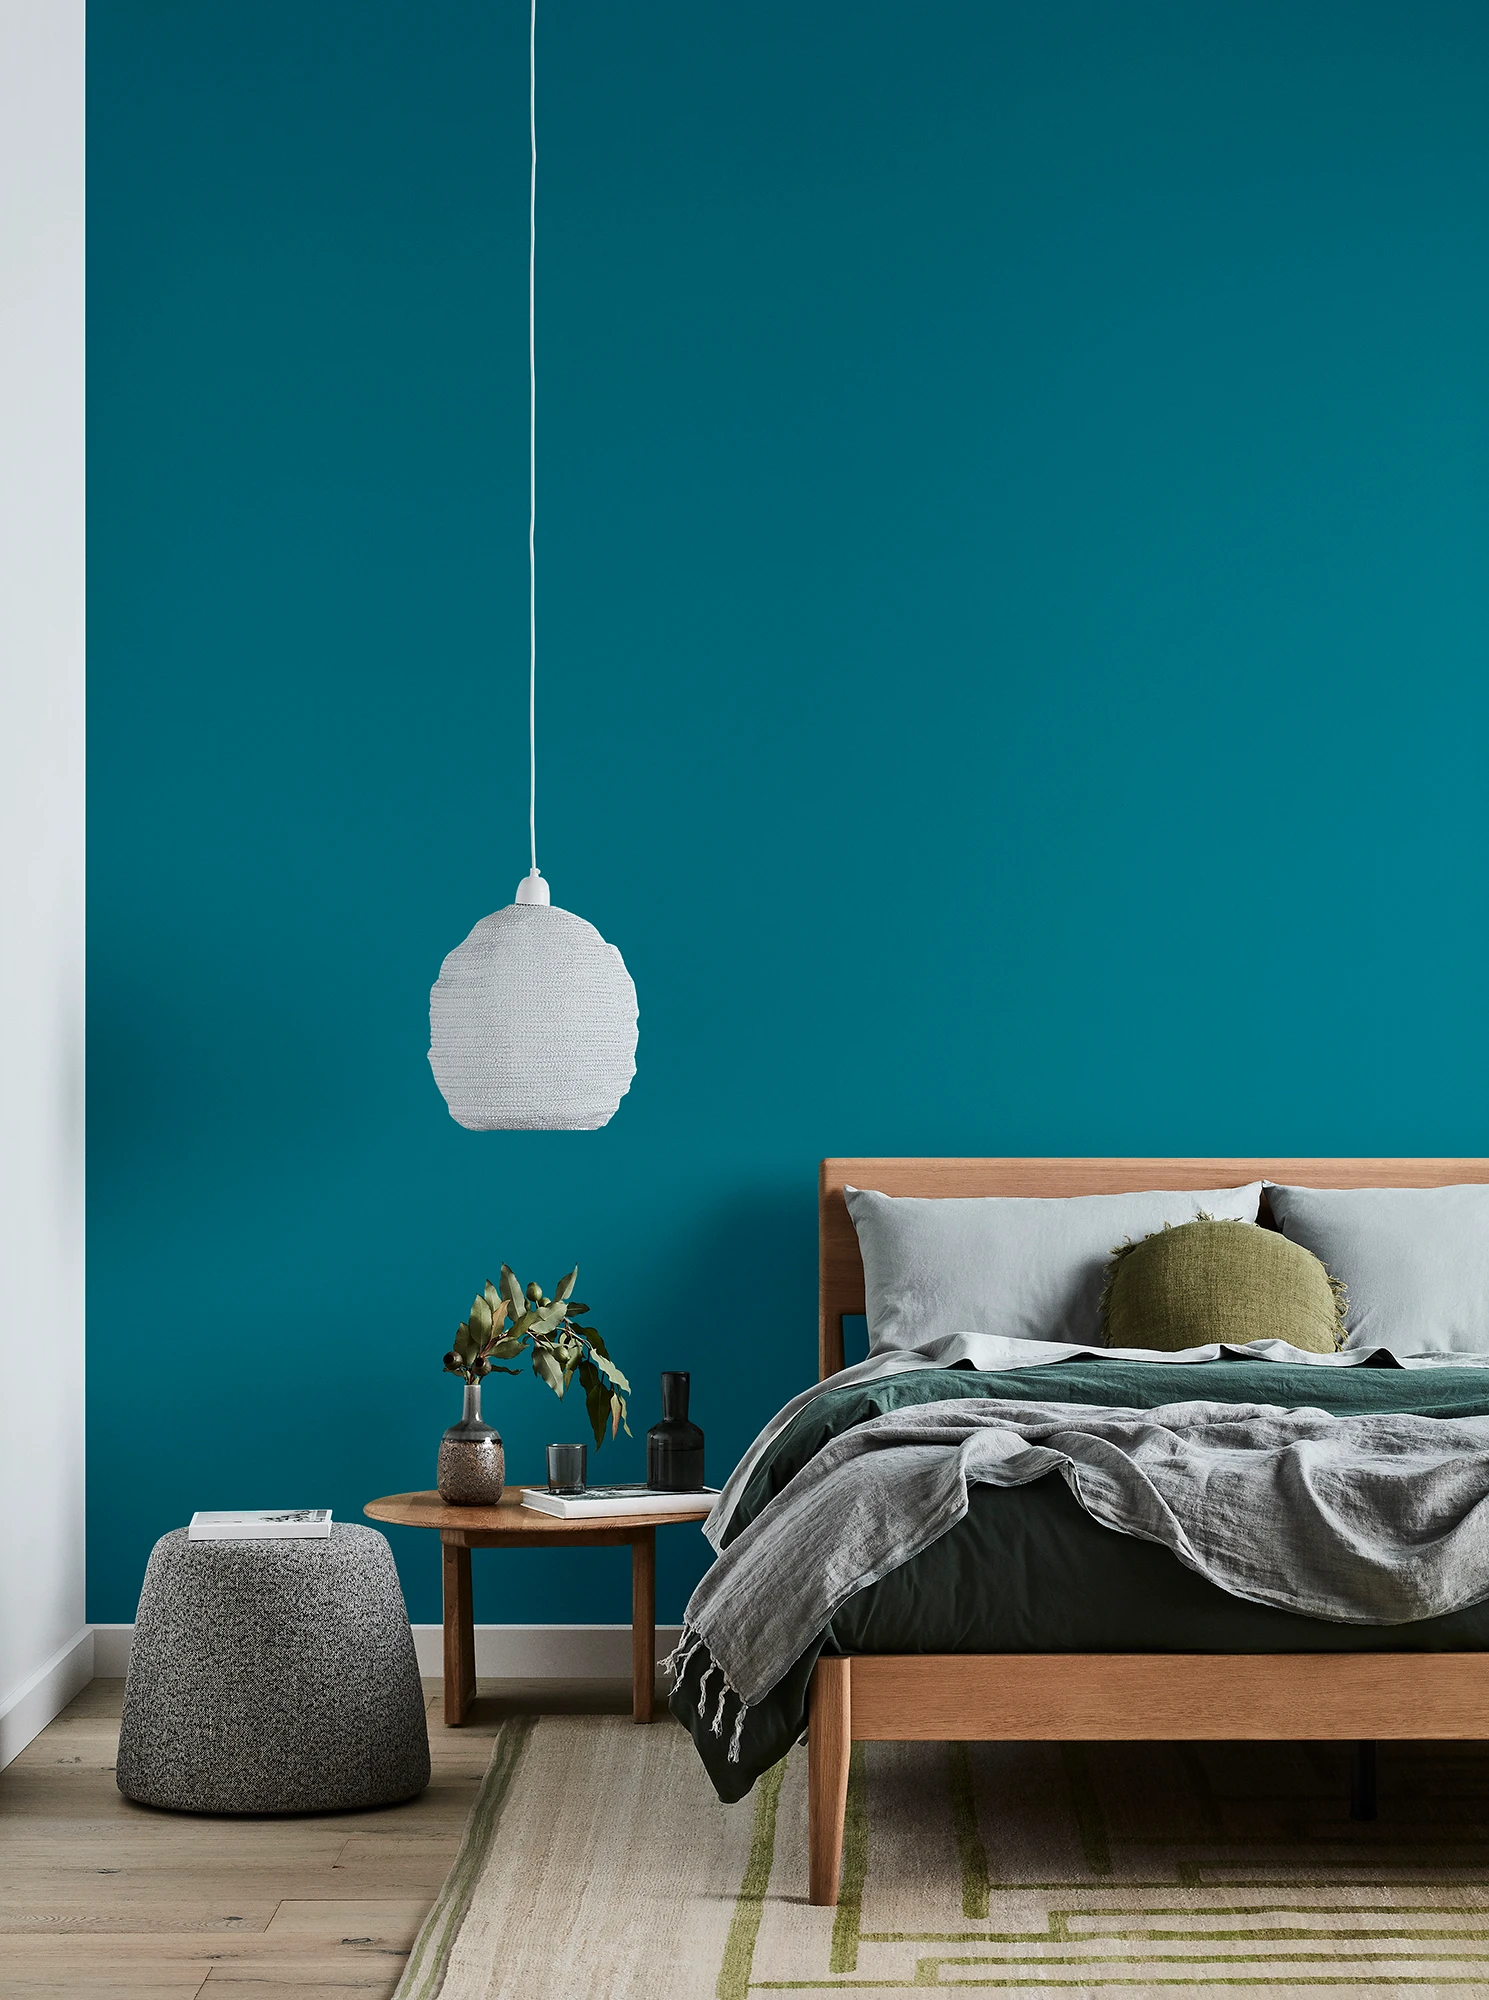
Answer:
[{"xmin": 117, "ymin": 1523, "xmax": 430, "ymax": 1814}]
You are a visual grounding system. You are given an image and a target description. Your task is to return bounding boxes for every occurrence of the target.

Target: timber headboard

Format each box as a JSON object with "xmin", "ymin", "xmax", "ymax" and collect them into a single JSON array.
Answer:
[{"xmin": 818, "ymin": 1157, "xmax": 1489, "ymax": 1380}]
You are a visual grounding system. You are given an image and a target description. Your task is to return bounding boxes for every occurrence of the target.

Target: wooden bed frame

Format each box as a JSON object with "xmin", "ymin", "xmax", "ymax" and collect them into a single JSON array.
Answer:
[{"xmin": 806, "ymin": 1156, "xmax": 1489, "ymax": 1905}]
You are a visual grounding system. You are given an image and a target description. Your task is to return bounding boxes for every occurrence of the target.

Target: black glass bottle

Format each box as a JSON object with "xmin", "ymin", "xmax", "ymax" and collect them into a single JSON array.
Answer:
[{"xmin": 646, "ymin": 1372, "xmax": 705, "ymax": 1491}]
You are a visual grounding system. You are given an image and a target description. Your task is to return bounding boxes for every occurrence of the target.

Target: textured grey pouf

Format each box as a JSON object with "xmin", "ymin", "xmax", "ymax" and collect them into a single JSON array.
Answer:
[{"xmin": 117, "ymin": 1523, "xmax": 430, "ymax": 1815}]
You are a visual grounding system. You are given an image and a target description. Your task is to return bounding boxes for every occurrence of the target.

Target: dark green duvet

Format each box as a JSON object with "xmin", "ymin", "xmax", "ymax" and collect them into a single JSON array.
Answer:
[{"xmin": 671, "ymin": 1356, "xmax": 1489, "ymax": 1801}]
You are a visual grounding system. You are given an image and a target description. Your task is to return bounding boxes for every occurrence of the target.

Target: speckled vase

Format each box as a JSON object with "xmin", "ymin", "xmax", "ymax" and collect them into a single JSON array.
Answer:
[{"xmin": 437, "ymin": 1382, "xmax": 506, "ymax": 1504}]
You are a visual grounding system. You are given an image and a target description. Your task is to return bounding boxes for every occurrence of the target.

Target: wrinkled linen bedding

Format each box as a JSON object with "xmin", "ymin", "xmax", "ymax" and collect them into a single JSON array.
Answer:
[
  {"xmin": 671, "ymin": 1351, "xmax": 1489, "ymax": 1802},
  {"xmin": 706, "ymin": 1333, "xmax": 1489, "ymax": 1552}
]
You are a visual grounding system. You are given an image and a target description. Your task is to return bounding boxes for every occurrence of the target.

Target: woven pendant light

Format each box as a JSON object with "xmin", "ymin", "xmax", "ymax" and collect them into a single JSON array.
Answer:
[{"xmin": 428, "ymin": 0, "xmax": 638, "ymax": 1132}]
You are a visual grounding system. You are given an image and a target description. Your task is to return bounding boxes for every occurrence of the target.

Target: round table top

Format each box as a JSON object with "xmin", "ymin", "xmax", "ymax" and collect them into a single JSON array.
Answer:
[{"xmin": 364, "ymin": 1488, "xmax": 716, "ymax": 1536}]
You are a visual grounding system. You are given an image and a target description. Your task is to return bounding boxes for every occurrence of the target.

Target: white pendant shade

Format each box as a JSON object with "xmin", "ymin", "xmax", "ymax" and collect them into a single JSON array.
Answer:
[
  {"xmin": 427, "ymin": 1, "xmax": 638, "ymax": 1133},
  {"xmin": 429, "ymin": 892, "xmax": 638, "ymax": 1131}
]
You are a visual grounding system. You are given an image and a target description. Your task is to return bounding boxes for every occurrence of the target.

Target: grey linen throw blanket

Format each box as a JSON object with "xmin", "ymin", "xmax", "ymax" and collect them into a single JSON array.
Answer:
[{"xmin": 669, "ymin": 1396, "xmax": 1489, "ymax": 1762}]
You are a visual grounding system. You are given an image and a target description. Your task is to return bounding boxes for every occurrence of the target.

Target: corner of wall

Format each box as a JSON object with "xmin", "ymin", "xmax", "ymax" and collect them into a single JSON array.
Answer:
[{"xmin": 0, "ymin": 1629, "xmax": 94, "ymax": 1770}]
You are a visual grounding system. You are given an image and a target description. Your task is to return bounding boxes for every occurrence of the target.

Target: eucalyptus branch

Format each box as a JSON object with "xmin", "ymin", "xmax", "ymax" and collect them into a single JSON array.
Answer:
[{"xmin": 441, "ymin": 1264, "xmax": 631, "ymax": 1450}]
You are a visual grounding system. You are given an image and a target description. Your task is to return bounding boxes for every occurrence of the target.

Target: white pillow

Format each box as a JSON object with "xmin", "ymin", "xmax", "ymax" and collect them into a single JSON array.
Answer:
[
  {"xmin": 846, "ymin": 1182, "xmax": 1264, "ymax": 1353},
  {"xmin": 1265, "ymin": 1183, "xmax": 1489, "ymax": 1355}
]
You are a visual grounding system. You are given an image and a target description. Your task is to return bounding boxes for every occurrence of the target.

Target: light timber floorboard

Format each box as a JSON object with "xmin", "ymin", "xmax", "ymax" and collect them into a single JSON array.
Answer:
[{"xmin": 0, "ymin": 1673, "xmax": 655, "ymax": 1998}]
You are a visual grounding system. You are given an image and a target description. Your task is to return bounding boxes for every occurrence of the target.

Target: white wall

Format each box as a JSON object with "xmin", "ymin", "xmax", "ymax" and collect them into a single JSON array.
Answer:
[{"xmin": 0, "ymin": 0, "xmax": 89, "ymax": 1767}]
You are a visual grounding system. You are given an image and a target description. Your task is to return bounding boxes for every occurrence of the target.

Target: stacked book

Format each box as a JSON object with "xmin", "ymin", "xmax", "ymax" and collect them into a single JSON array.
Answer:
[{"xmin": 519, "ymin": 1484, "xmax": 718, "ymax": 1520}]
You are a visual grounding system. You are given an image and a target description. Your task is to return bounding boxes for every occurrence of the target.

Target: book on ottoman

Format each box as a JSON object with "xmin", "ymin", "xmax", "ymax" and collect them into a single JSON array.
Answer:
[{"xmin": 187, "ymin": 1508, "xmax": 332, "ymax": 1541}]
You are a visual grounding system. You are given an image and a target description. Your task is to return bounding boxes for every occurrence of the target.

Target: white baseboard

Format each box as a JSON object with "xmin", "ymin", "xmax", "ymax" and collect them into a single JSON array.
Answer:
[
  {"xmin": 90, "ymin": 1622, "xmax": 683, "ymax": 1681},
  {"xmin": 408, "ymin": 1622, "xmax": 686, "ymax": 1679},
  {"xmin": 0, "ymin": 1626, "xmax": 95, "ymax": 1770}
]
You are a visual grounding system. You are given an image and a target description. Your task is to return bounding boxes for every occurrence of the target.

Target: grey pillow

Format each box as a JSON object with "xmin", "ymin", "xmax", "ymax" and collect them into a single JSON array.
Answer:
[
  {"xmin": 1264, "ymin": 1183, "xmax": 1489, "ymax": 1355},
  {"xmin": 845, "ymin": 1183, "xmax": 1263, "ymax": 1353}
]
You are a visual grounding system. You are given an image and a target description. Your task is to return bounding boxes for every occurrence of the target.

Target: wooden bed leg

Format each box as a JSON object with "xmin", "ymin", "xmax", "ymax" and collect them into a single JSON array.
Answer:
[
  {"xmin": 808, "ymin": 1656, "xmax": 852, "ymax": 1907},
  {"xmin": 1350, "ymin": 1741, "xmax": 1377, "ymax": 1822}
]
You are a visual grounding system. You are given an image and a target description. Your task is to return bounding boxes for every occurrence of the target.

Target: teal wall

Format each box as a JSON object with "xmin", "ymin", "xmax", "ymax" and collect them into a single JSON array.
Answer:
[{"xmin": 88, "ymin": 1, "xmax": 1489, "ymax": 1625}]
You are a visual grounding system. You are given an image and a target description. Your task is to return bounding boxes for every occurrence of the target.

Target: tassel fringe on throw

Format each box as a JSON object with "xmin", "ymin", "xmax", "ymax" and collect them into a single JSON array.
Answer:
[{"xmin": 662, "ymin": 1622, "xmax": 750, "ymax": 1764}]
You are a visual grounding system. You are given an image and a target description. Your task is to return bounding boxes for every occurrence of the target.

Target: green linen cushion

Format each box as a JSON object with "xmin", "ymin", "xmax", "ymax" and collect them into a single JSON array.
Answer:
[{"xmin": 1101, "ymin": 1218, "xmax": 1345, "ymax": 1354}]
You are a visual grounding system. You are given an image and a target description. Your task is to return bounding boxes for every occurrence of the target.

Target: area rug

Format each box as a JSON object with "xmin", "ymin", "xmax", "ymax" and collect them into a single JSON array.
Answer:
[{"xmin": 393, "ymin": 1714, "xmax": 1489, "ymax": 1999}]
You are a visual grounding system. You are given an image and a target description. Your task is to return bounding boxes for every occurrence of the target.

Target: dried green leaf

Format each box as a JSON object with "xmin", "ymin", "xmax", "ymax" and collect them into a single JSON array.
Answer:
[
  {"xmin": 585, "ymin": 1375, "xmax": 609, "ymax": 1447},
  {"xmin": 501, "ymin": 1265, "xmax": 526, "ymax": 1316},
  {"xmin": 556, "ymin": 1267, "xmax": 578, "ymax": 1305},
  {"xmin": 590, "ymin": 1350, "xmax": 631, "ymax": 1395}
]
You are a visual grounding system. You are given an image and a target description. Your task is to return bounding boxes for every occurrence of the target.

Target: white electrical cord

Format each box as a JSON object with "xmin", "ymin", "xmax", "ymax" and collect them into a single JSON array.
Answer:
[
  {"xmin": 513, "ymin": 0, "xmax": 549, "ymax": 910},
  {"xmin": 528, "ymin": 0, "xmax": 538, "ymax": 877}
]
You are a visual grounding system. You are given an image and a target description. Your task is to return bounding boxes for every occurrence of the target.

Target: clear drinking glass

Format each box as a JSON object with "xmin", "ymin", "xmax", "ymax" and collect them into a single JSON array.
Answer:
[{"xmin": 546, "ymin": 1442, "xmax": 587, "ymax": 1494}]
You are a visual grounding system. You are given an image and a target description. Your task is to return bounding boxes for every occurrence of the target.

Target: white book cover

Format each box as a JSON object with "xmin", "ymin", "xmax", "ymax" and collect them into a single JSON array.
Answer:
[
  {"xmin": 188, "ymin": 1509, "xmax": 332, "ymax": 1541},
  {"xmin": 519, "ymin": 1484, "xmax": 718, "ymax": 1521}
]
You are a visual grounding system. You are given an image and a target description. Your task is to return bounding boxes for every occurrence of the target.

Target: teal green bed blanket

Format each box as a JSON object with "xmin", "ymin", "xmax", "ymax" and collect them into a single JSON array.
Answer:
[{"xmin": 671, "ymin": 1358, "xmax": 1489, "ymax": 1802}]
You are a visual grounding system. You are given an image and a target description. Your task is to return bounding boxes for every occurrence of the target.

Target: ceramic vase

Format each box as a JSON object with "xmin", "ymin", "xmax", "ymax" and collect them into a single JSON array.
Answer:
[
  {"xmin": 646, "ymin": 1371, "xmax": 705, "ymax": 1491},
  {"xmin": 437, "ymin": 1381, "xmax": 506, "ymax": 1504}
]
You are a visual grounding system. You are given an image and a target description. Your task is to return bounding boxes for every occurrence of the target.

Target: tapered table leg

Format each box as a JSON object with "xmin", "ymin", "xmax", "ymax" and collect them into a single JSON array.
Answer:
[
  {"xmin": 442, "ymin": 1539, "xmax": 476, "ymax": 1726},
  {"xmin": 632, "ymin": 1529, "xmax": 656, "ymax": 1723}
]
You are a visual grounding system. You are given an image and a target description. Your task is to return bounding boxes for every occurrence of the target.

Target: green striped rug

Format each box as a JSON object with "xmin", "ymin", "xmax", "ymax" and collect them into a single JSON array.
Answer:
[{"xmin": 394, "ymin": 1716, "xmax": 1489, "ymax": 1999}]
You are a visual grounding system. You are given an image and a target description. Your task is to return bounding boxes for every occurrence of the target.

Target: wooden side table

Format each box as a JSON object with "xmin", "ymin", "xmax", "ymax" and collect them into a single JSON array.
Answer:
[{"xmin": 364, "ymin": 1488, "xmax": 714, "ymax": 1725}]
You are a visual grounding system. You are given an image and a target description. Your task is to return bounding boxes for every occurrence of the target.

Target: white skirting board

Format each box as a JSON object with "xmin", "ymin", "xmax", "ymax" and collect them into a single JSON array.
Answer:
[
  {"xmin": 0, "ymin": 1627, "xmax": 95, "ymax": 1770},
  {"xmin": 90, "ymin": 1623, "xmax": 684, "ymax": 1680}
]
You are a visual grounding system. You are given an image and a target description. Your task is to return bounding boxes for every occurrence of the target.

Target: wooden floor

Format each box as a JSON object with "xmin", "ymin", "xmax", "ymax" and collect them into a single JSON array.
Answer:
[{"xmin": 0, "ymin": 1674, "xmax": 651, "ymax": 2000}]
